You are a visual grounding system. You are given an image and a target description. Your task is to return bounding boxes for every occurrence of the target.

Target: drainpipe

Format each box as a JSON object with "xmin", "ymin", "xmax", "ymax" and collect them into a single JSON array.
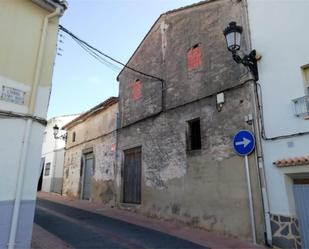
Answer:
[
  {"xmin": 241, "ymin": 0, "xmax": 272, "ymax": 245},
  {"xmin": 29, "ymin": 7, "xmax": 61, "ymax": 114},
  {"xmin": 250, "ymin": 82, "xmax": 273, "ymax": 246},
  {"xmin": 7, "ymin": 7, "xmax": 61, "ymax": 249}
]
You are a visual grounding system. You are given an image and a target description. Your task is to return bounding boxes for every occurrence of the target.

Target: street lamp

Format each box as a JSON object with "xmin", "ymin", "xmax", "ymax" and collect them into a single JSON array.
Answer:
[
  {"xmin": 223, "ymin": 21, "xmax": 259, "ymax": 81},
  {"xmin": 53, "ymin": 124, "xmax": 66, "ymax": 140}
]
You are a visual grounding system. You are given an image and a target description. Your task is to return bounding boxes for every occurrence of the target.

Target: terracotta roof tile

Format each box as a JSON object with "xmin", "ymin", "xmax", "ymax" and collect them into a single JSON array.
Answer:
[{"xmin": 274, "ymin": 155, "xmax": 309, "ymax": 167}]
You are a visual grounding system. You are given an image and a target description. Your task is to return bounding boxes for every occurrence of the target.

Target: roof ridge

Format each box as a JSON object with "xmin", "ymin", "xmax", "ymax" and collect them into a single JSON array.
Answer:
[
  {"xmin": 63, "ymin": 96, "xmax": 118, "ymax": 130},
  {"xmin": 117, "ymin": 0, "xmax": 216, "ymax": 80},
  {"xmin": 164, "ymin": 0, "xmax": 212, "ymax": 15}
]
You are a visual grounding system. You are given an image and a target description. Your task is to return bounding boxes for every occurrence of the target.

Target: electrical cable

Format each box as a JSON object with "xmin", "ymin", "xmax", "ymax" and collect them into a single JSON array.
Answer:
[
  {"xmin": 73, "ymin": 36, "xmax": 122, "ymax": 73},
  {"xmin": 59, "ymin": 26, "xmax": 271, "ymax": 133},
  {"xmin": 0, "ymin": 111, "xmax": 47, "ymax": 126},
  {"xmin": 59, "ymin": 25, "xmax": 164, "ymax": 83},
  {"xmin": 58, "ymin": 25, "xmax": 166, "ymax": 112},
  {"xmin": 256, "ymin": 82, "xmax": 309, "ymax": 140},
  {"xmin": 121, "ymin": 78, "xmax": 254, "ymax": 129}
]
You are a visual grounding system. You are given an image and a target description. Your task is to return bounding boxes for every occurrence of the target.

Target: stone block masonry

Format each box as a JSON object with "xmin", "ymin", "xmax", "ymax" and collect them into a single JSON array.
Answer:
[{"xmin": 271, "ymin": 214, "xmax": 302, "ymax": 249}]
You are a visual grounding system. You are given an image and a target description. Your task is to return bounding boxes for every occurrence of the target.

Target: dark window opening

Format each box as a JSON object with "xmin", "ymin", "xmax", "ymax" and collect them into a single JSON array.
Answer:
[
  {"xmin": 44, "ymin": 162, "xmax": 51, "ymax": 176},
  {"xmin": 72, "ymin": 132, "xmax": 76, "ymax": 142},
  {"xmin": 187, "ymin": 118, "xmax": 201, "ymax": 150}
]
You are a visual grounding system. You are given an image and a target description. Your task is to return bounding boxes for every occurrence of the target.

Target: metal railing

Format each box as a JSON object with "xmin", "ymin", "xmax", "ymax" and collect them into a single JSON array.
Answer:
[{"xmin": 292, "ymin": 95, "xmax": 309, "ymax": 117}]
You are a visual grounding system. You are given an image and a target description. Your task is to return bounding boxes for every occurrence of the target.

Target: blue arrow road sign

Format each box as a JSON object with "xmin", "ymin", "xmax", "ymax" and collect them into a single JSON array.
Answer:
[{"xmin": 233, "ymin": 130, "xmax": 255, "ymax": 156}]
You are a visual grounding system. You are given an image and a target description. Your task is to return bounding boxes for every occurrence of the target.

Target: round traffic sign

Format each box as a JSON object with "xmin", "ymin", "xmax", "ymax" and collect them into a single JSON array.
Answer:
[{"xmin": 233, "ymin": 130, "xmax": 255, "ymax": 156}]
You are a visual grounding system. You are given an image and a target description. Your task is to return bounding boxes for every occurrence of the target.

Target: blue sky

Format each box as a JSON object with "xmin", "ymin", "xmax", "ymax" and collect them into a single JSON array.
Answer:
[{"xmin": 48, "ymin": 0, "xmax": 199, "ymax": 118}]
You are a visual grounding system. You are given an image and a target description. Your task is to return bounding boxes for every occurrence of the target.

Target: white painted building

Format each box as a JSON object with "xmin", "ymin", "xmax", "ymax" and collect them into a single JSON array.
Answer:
[
  {"xmin": 39, "ymin": 114, "xmax": 79, "ymax": 194},
  {"xmin": 247, "ymin": 1, "xmax": 309, "ymax": 248}
]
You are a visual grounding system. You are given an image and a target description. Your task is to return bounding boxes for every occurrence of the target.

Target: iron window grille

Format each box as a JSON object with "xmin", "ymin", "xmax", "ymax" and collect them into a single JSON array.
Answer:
[{"xmin": 292, "ymin": 95, "xmax": 309, "ymax": 118}]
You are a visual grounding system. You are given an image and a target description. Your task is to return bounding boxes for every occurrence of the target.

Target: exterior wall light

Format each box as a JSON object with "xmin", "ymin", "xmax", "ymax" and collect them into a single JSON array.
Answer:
[
  {"xmin": 53, "ymin": 124, "xmax": 67, "ymax": 140},
  {"xmin": 223, "ymin": 22, "xmax": 259, "ymax": 81}
]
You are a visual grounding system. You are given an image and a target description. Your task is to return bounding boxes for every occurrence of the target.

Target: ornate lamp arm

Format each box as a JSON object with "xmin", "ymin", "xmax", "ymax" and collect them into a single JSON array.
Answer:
[{"xmin": 232, "ymin": 50, "xmax": 259, "ymax": 81}]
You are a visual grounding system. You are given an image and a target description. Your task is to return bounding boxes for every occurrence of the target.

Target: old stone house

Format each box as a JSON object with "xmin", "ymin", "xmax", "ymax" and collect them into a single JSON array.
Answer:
[
  {"xmin": 115, "ymin": 0, "xmax": 265, "ymax": 243},
  {"xmin": 62, "ymin": 97, "xmax": 118, "ymax": 206}
]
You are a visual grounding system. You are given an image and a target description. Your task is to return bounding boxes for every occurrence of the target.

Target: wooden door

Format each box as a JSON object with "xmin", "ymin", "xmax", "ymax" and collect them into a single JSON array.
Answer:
[{"xmin": 123, "ymin": 147, "xmax": 141, "ymax": 204}]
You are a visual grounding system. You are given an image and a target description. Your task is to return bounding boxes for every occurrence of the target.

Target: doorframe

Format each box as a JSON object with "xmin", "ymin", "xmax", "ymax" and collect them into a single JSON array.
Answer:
[
  {"xmin": 80, "ymin": 154, "xmax": 86, "ymax": 200},
  {"xmin": 80, "ymin": 148, "xmax": 94, "ymax": 200}
]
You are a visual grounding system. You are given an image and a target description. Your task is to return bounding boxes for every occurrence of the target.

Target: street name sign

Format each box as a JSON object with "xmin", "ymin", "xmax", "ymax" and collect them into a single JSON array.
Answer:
[{"xmin": 233, "ymin": 130, "xmax": 255, "ymax": 156}]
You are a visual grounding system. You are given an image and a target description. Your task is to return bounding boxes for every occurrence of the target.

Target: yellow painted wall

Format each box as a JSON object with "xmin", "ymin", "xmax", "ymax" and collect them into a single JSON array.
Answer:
[{"xmin": 0, "ymin": 0, "xmax": 59, "ymax": 109}]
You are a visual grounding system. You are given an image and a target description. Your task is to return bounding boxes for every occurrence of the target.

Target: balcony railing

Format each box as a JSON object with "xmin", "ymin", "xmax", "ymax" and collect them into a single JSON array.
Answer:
[{"xmin": 292, "ymin": 95, "xmax": 309, "ymax": 118}]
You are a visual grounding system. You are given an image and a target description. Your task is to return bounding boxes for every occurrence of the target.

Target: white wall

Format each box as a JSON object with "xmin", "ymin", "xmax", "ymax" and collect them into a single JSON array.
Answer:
[
  {"xmin": 247, "ymin": 0, "xmax": 309, "ymax": 216},
  {"xmin": 41, "ymin": 114, "xmax": 79, "ymax": 192}
]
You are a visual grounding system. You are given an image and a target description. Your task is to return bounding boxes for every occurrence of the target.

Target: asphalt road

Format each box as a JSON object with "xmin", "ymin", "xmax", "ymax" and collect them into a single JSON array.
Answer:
[{"xmin": 34, "ymin": 199, "xmax": 208, "ymax": 249}]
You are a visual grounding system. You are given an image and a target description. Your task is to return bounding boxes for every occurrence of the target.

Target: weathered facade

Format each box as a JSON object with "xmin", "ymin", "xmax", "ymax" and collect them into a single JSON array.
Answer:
[
  {"xmin": 62, "ymin": 97, "xmax": 118, "ymax": 206},
  {"xmin": 116, "ymin": 0, "xmax": 265, "ymax": 243}
]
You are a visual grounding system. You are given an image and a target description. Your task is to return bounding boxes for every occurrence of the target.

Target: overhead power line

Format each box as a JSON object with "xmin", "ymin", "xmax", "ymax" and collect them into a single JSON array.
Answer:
[
  {"xmin": 75, "ymin": 38, "xmax": 122, "ymax": 73},
  {"xmin": 58, "ymin": 25, "xmax": 164, "ymax": 82}
]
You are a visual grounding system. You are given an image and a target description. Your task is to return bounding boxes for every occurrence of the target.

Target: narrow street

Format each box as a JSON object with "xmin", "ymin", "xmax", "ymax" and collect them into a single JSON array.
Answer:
[{"xmin": 34, "ymin": 198, "xmax": 207, "ymax": 249}]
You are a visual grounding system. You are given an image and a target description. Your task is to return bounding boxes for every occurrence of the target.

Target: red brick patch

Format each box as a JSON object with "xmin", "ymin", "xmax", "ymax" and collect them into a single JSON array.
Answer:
[
  {"xmin": 187, "ymin": 44, "xmax": 201, "ymax": 71},
  {"xmin": 132, "ymin": 80, "xmax": 141, "ymax": 101}
]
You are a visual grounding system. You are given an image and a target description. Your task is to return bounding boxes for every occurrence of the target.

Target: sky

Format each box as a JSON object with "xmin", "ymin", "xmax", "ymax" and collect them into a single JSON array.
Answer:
[{"xmin": 47, "ymin": 0, "xmax": 200, "ymax": 118}]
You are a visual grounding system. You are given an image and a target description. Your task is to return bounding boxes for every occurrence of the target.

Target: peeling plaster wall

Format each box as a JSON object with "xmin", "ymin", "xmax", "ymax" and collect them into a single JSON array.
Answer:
[
  {"xmin": 63, "ymin": 147, "xmax": 82, "ymax": 197},
  {"xmin": 94, "ymin": 139, "xmax": 115, "ymax": 182},
  {"xmin": 116, "ymin": 86, "xmax": 264, "ymax": 241},
  {"xmin": 117, "ymin": 0, "xmax": 264, "ymax": 242},
  {"xmin": 62, "ymin": 103, "xmax": 117, "ymax": 206}
]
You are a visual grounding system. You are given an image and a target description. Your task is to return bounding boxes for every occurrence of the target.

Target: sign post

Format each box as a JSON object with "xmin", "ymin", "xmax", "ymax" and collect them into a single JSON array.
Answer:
[{"xmin": 233, "ymin": 130, "xmax": 256, "ymax": 244}]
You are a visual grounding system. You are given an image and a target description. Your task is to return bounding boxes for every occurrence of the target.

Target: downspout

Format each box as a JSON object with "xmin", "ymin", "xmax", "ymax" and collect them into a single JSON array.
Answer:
[
  {"xmin": 29, "ymin": 7, "xmax": 61, "ymax": 114},
  {"xmin": 241, "ymin": 0, "xmax": 272, "ymax": 246},
  {"xmin": 7, "ymin": 7, "xmax": 61, "ymax": 249},
  {"xmin": 251, "ymin": 82, "xmax": 272, "ymax": 246},
  {"xmin": 114, "ymin": 112, "xmax": 120, "ymax": 206}
]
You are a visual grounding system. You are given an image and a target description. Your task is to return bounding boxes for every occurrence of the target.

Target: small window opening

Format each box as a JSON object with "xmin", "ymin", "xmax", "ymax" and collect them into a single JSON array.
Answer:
[
  {"xmin": 44, "ymin": 162, "xmax": 51, "ymax": 176},
  {"xmin": 187, "ymin": 118, "xmax": 201, "ymax": 150},
  {"xmin": 72, "ymin": 132, "xmax": 76, "ymax": 142}
]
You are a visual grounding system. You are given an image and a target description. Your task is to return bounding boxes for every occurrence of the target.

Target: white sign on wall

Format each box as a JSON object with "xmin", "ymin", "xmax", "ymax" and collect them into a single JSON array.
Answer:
[{"xmin": 1, "ymin": 85, "xmax": 25, "ymax": 105}]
